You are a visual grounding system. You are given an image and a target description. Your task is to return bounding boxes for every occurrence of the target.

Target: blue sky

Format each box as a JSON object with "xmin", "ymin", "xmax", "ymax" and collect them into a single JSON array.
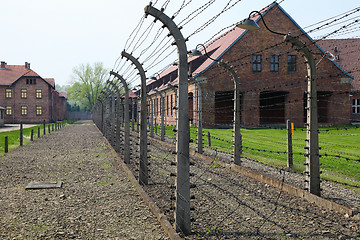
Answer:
[{"xmin": 0, "ymin": 0, "xmax": 358, "ymax": 87}]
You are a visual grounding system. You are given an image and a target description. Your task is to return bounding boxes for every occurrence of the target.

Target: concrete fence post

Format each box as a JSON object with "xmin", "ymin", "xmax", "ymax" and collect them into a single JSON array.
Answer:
[
  {"xmin": 150, "ymin": 99, "xmax": 154, "ymax": 138},
  {"xmin": 218, "ymin": 60, "xmax": 242, "ymax": 165},
  {"xmin": 131, "ymin": 98, "xmax": 135, "ymax": 131},
  {"xmin": 121, "ymin": 51, "xmax": 148, "ymax": 185},
  {"xmin": 110, "ymin": 72, "xmax": 131, "ymax": 164},
  {"xmin": 145, "ymin": 5, "xmax": 191, "ymax": 235},
  {"xmin": 285, "ymin": 34, "xmax": 320, "ymax": 196}
]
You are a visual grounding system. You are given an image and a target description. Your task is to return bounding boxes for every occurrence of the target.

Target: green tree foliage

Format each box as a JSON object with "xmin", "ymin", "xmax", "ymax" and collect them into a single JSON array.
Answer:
[{"xmin": 67, "ymin": 62, "xmax": 107, "ymax": 111}]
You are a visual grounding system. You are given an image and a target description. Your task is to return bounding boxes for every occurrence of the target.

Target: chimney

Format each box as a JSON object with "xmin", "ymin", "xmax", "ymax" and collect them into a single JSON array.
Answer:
[
  {"xmin": 25, "ymin": 62, "xmax": 30, "ymax": 70},
  {"xmin": 0, "ymin": 61, "xmax": 6, "ymax": 69}
]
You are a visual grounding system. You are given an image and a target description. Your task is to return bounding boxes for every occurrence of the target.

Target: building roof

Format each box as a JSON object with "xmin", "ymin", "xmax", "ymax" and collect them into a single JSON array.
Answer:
[
  {"xmin": 129, "ymin": 89, "xmax": 137, "ymax": 98},
  {"xmin": 149, "ymin": 2, "xmax": 273, "ymax": 89},
  {"xmin": 317, "ymin": 38, "xmax": 360, "ymax": 91},
  {"xmin": 59, "ymin": 92, "xmax": 67, "ymax": 98},
  {"xmin": 0, "ymin": 62, "xmax": 55, "ymax": 87},
  {"xmin": 121, "ymin": 89, "xmax": 138, "ymax": 98},
  {"xmin": 147, "ymin": 2, "xmax": 353, "ymax": 93},
  {"xmin": 44, "ymin": 78, "xmax": 55, "ymax": 87}
]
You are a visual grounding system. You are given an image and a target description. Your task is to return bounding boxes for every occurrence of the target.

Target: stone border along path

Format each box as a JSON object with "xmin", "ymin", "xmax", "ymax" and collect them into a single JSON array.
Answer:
[{"xmin": 0, "ymin": 120, "xmax": 169, "ymax": 239}]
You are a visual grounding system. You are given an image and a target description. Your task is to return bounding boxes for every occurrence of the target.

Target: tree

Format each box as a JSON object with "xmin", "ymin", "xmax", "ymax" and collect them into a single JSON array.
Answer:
[{"xmin": 68, "ymin": 62, "xmax": 107, "ymax": 111}]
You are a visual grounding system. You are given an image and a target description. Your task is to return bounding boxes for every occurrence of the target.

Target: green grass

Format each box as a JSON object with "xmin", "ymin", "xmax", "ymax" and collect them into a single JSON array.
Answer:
[
  {"xmin": 160, "ymin": 124, "xmax": 360, "ymax": 192},
  {"xmin": 0, "ymin": 121, "xmax": 68, "ymax": 155}
]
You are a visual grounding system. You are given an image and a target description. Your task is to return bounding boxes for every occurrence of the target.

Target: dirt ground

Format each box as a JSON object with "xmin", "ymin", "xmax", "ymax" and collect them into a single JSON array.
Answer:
[
  {"xmin": 0, "ymin": 120, "xmax": 168, "ymax": 239},
  {"xmin": 1, "ymin": 120, "xmax": 359, "ymax": 239}
]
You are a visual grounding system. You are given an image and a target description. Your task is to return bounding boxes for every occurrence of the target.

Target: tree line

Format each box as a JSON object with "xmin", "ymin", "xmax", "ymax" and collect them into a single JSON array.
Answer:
[{"xmin": 56, "ymin": 62, "xmax": 107, "ymax": 112}]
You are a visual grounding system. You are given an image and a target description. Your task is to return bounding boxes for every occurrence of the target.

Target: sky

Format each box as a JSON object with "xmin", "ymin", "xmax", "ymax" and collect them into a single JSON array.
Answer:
[{"xmin": 0, "ymin": 0, "xmax": 359, "ymax": 88}]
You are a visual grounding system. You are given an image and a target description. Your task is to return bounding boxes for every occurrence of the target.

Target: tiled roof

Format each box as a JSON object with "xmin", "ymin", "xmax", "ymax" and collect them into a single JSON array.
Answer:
[
  {"xmin": 0, "ymin": 63, "xmax": 55, "ymax": 88},
  {"xmin": 44, "ymin": 78, "xmax": 55, "ymax": 87},
  {"xmin": 0, "ymin": 65, "xmax": 40, "ymax": 85},
  {"xmin": 59, "ymin": 92, "xmax": 67, "ymax": 98},
  {"xmin": 147, "ymin": 2, "xmax": 353, "ymax": 94},
  {"xmin": 317, "ymin": 38, "xmax": 360, "ymax": 91},
  {"xmin": 121, "ymin": 89, "xmax": 138, "ymax": 98},
  {"xmin": 148, "ymin": 3, "xmax": 273, "ymax": 91},
  {"xmin": 128, "ymin": 89, "xmax": 137, "ymax": 98}
]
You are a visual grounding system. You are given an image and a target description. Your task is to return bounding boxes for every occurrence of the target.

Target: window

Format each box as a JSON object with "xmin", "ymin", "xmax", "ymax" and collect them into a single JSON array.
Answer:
[
  {"xmin": 36, "ymin": 106, "xmax": 42, "ymax": 116},
  {"xmin": 26, "ymin": 78, "xmax": 36, "ymax": 84},
  {"xmin": 270, "ymin": 55, "xmax": 279, "ymax": 72},
  {"xmin": 253, "ymin": 55, "xmax": 262, "ymax": 72},
  {"xmin": 21, "ymin": 89, "xmax": 27, "ymax": 98},
  {"xmin": 353, "ymin": 99, "xmax": 360, "ymax": 114},
  {"xmin": 36, "ymin": 89, "xmax": 42, "ymax": 99},
  {"xmin": 288, "ymin": 55, "xmax": 296, "ymax": 72},
  {"xmin": 5, "ymin": 88, "xmax": 12, "ymax": 98},
  {"xmin": 0, "ymin": 110, "xmax": 3, "ymax": 119},
  {"xmin": 21, "ymin": 106, "xmax": 28, "ymax": 116},
  {"xmin": 6, "ymin": 106, "xmax": 12, "ymax": 115}
]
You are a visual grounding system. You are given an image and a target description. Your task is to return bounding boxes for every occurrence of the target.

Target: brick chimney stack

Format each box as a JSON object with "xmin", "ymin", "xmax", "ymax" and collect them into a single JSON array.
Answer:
[
  {"xmin": 25, "ymin": 62, "xmax": 31, "ymax": 70},
  {"xmin": 0, "ymin": 61, "xmax": 6, "ymax": 69}
]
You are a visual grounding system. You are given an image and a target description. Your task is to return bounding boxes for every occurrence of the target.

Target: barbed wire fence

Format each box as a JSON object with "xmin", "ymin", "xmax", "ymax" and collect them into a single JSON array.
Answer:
[{"xmin": 92, "ymin": 0, "xmax": 360, "ymax": 238}]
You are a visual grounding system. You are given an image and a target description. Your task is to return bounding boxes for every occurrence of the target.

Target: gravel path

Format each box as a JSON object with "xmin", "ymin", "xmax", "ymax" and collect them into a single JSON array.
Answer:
[
  {"xmin": 136, "ymin": 133, "xmax": 360, "ymax": 239},
  {"xmin": 0, "ymin": 121, "xmax": 168, "ymax": 239}
]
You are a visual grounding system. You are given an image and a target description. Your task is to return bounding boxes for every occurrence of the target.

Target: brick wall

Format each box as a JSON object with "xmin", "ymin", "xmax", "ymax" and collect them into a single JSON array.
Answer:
[{"xmin": 143, "ymin": 4, "xmax": 352, "ymax": 128}]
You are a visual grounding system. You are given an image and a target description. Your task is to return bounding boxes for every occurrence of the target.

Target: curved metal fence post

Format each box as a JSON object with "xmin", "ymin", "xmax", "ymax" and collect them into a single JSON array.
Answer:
[
  {"xmin": 285, "ymin": 34, "xmax": 320, "ymax": 196},
  {"xmin": 121, "ymin": 51, "xmax": 148, "ymax": 186},
  {"xmin": 145, "ymin": 4, "xmax": 190, "ymax": 235},
  {"xmin": 110, "ymin": 72, "xmax": 131, "ymax": 164},
  {"xmin": 155, "ymin": 90, "xmax": 165, "ymax": 141},
  {"xmin": 218, "ymin": 60, "xmax": 242, "ymax": 165}
]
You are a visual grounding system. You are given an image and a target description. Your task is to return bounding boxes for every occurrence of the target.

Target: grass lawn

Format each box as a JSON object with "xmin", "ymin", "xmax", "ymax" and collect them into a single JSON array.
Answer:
[
  {"xmin": 157, "ymin": 124, "xmax": 360, "ymax": 192},
  {"xmin": 0, "ymin": 121, "xmax": 67, "ymax": 155}
]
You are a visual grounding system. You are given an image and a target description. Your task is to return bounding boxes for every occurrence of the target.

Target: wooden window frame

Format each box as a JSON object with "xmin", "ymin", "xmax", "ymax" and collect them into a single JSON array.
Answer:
[
  {"xmin": 36, "ymin": 106, "xmax": 42, "ymax": 116},
  {"xmin": 252, "ymin": 55, "xmax": 262, "ymax": 72},
  {"xmin": 6, "ymin": 106, "xmax": 12, "ymax": 115},
  {"xmin": 288, "ymin": 55, "xmax": 296, "ymax": 72},
  {"xmin": 21, "ymin": 89, "xmax": 27, "ymax": 99},
  {"xmin": 270, "ymin": 55, "xmax": 279, "ymax": 72},
  {"xmin": 36, "ymin": 89, "xmax": 42, "ymax": 99},
  {"xmin": 352, "ymin": 99, "xmax": 360, "ymax": 114},
  {"xmin": 5, "ymin": 88, "xmax": 12, "ymax": 98},
  {"xmin": 21, "ymin": 106, "xmax": 28, "ymax": 116}
]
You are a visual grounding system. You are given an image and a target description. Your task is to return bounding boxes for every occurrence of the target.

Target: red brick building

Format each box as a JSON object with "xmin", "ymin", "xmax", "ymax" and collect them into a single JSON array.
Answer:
[
  {"xmin": 317, "ymin": 38, "xmax": 360, "ymax": 123},
  {"xmin": 145, "ymin": 2, "xmax": 353, "ymax": 128},
  {"xmin": 0, "ymin": 61, "xmax": 67, "ymax": 123}
]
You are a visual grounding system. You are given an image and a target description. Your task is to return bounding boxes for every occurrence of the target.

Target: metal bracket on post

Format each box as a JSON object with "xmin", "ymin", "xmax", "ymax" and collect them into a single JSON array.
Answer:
[
  {"xmin": 121, "ymin": 51, "xmax": 148, "ymax": 186},
  {"xmin": 285, "ymin": 34, "xmax": 320, "ymax": 196},
  {"xmin": 145, "ymin": 4, "xmax": 191, "ymax": 235},
  {"xmin": 218, "ymin": 60, "xmax": 242, "ymax": 165}
]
